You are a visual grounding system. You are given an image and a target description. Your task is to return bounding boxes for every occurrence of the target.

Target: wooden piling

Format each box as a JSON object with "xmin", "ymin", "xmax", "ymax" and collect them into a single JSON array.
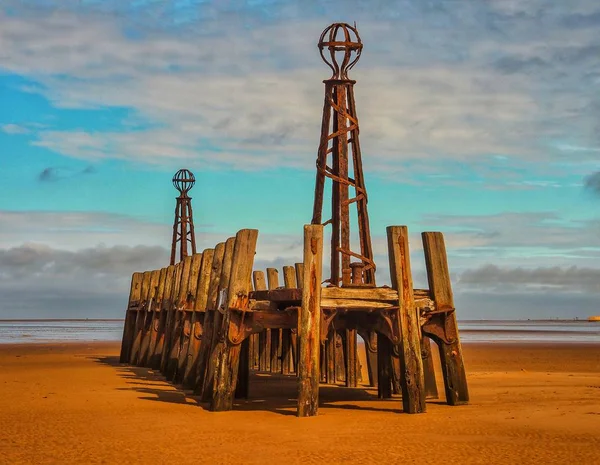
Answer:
[
  {"xmin": 182, "ymin": 248, "xmax": 215, "ymax": 389},
  {"xmin": 344, "ymin": 329, "xmax": 358, "ymax": 387},
  {"xmin": 267, "ymin": 268, "xmax": 282, "ymax": 374},
  {"xmin": 193, "ymin": 242, "xmax": 226, "ymax": 395},
  {"xmin": 119, "ymin": 272, "xmax": 143, "ymax": 363},
  {"xmin": 387, "ymin": 226, "xmax": 426, "ymax": 414},
  {"xmin": 211, "ymin": 229, "xmax": 259, "ymax": 411},
  {"xmin": 377, "ymin": 333, "xmax": 392, "ymax": 399},
  {"xmin": 199, "ymin": 237, "xmax": 235, "ymax": 401},
  {"xmin": 253, "ymin": 271, "xmax": 269, "ymax": 372},
  {"xmin": 281, "ymin": 266, "xmax": 296, "ymax": 375},
  {"xmin": 362, "ymin": 330, "xmax": 378, "ymax": 387},
  {"xmin": 129, "ymin": 271, "xmax": 153, "ymax": 365},
  {"xmin": 421, "ymin": 335, "xmax": 439, "ymax": 399},
  {"xmin": 149, "ymin": 265, "xmax": 176, "ymax": 369},
  {"xmin": 297, "ymin": 224, "xmax": 323, "ymax": 417},
  {"xmin": 165, "ymin": 255, "xmax": 193, "ymax": 380},
  {"xmin": 175, "ymin": 252, "xmax": 203, "ymax": 384},
  {"xmin": 139, "ymin": 267, "xmax": 167, "ymax": 366},
  {"xmin": 159, "ymin": 263, "xmax": 184, "ymax": 373},
  {"xmin": 422, "ymin": 232, "xmax": 469, "ymax": 406}
]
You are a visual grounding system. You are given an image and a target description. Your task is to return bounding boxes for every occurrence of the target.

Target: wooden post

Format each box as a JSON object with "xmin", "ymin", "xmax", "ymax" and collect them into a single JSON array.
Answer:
[
  {"xmin": 326, "ymin": 331, "xmax": 336, "ymax": 384},
  {"xmin": 182, "ymin": 248, "xmax": 214, "ymax": 389},
  {"xmin": 362, "ymin": 330, "xmax": 378, "ymax": 387},
  {"xmin": 421, "ymin": 336, "xmax": 439, "ymax": 399},
  {"xmin": 422, "ymin": 232, "xmax": 469, "ymax": 406},
  {"xmin": 292, "ymin": 262, "xmax": 304, "ymax": 373},
  {"xmin": 175, "ymin": 252, "xmax": 203, "ymax": 384},
  {"xmin": 297, "ymin": 224, "xmax": 323, "ymax": 417},
  {"xmin": 267, "ymin": 268, "xmax": 282, "ymax": 374},
  {"xmin": 139, "ymin": 267, "xmax": 167, "ymax": 367},
  {"xmin": 211, "ymin": 229, "xmax": 259, "ymax": 411},
  {"xmin": 294, "ymin": 263, "xmax": 304, "ymax": 289},
  {"xmin": 344, "ymin": 329, "xmax": 358, "ymax": 387},
  {"xmin": 165, "ymin": 255, "xmax": 193, "ymax": 380},
  {"xmin": 281, "ymin": 266, "xmax": 296, "ymax": 375},
  {"xmin": 150, "ymin": 265, "xmax": 176, "ymax": 369},
  {"xmin": 193, "ymin": 241, "xmax": 227, "ymax": 396},
  {"xmin": 119, "ymin": 272, "xmax": 143, "ymax": 363},
  {"xmin": 199, "ymin": 237, "xmax": 235, "ymax": 401},
  {"xmin": 159, "ymin": 263, "xmax": 184, "ymax": 373},
  {"xmin": 387, "ymin": 226, "xmax": 426, "ymax": 414},
  {"xmin": 129, "ymin": 271, "xmax": 153, "ymax": 365},
  {"xmin": 377, "ymin": 333, "xmax": 392, "ymax": 398},
  {"xmin": 253, "ymin": 271, "xmax": 269, "ymax": 372}
]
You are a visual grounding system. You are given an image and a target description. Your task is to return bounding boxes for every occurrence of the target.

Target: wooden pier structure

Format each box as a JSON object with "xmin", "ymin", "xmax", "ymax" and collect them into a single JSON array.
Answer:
[{"xmin": 119, "ymin": 23, "xmax": 469, "ymax": 416}]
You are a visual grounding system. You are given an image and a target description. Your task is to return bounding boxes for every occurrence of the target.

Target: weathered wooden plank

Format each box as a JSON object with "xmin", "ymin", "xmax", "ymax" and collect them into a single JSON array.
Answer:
[
  {"xmin": 377, "ymin": 333, "xmax": 392, "ymax": 399},
  {"xmin": 181, "ymin": 249, "xmax": 214, "ymax": 388},
  {"xmin": 165, "ymin": 255, "xmax": 193, "ymax": 380},
  {"xmin": 200, "ymin": 237, "xmax": 235, "ymax": 401},
  {"xmin": 297, "ymin": 224, "xmax": 323, "ymax": 417},
  {"xmin": 421, "ymin": 335, "xmax": 439, "ymax": 399},
  {"xmin": 250, "ymin": 286, "xmax": 429, "ymax": 304},
  {"xmin": 281, "ymin": 266, "xmax": 296, "ymax": 375},
  {"xmin": 175, "ymin": 252, "xmax": 203, "ymax": 384},
  {"xmin": 344, "ymin": 328, "xmax": 358, "ymax": 387},
  {"xmin": 422, "ymin": 232, "xmax": 469, "ymax": 406},
  {"xmin": 320, "ymin": 298, "xmax": 396, "ymax": 309},
  {"xmin": 292, "ymin": 264, "xmax": 303, "ymax": 373},
  {"xmin": 129, "ymin": 271, "xmax": 153, "ymax": 365},
  {"xmin": 211, "ymin": 229, "xmax": 259, "ymax": 411},
  {"xmin": 192, "ymin": 242, "xmax": 226, "ymax": 395},
  {"xmin": 119, "ymin": 272, "xmax": 143, "ymax": 363},
  {"xmin": 321, "ymin": 287, "xmax": 398, "ymax": 301},
  {"xmin": 160, "ymin": 262, "xmax": 183, "ymax": 374},
  {"xmin": 294, "ymin": 263, "xmax": 304, "ymax": 289},
  {"xmin": 325, "ymin": 331, "xmax": 336, "ymax": 384},
  {"xmin": 139, "ymin": 267, "xmax": 167, "ymax": 367},
  {"xmin": 149, "ymin": 265, "xmax": 176, "ymax": 369},
  {"xmin": 387, "ymin": 226, "xmax": 426, "ymax": 414},
  {"xmin": 361, "ymin": 330, "xmax": 378, "ymax": 387},
  {"xmin": 267, "ymin": 268, "xmax": 282, "ymax": 374},
  {"xmin": 253, "ymin": 271, "xmax": 269, "ymax": 372},
  {"xmin": 159, "ymin": 263, "xmax": 183, "ymax": 373}
]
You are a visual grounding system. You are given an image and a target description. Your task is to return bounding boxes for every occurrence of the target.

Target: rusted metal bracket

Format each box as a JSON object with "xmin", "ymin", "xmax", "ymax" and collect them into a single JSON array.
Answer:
[
  {"xmin": 374, "ymin": 308, "xmax": 401, "ymax": 345},
  {"xmin": 320, "ymin": 309, "xmax": 338, "ymax": 341},
  {"xmin": 421, "ymin": 306, "xmax": 457, "ymax": 345}
]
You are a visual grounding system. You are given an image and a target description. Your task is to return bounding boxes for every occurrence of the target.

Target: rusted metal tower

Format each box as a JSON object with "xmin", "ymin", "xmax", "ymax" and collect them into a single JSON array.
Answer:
[
  {"xmin": 170, "ymin": 168, "xmax": 197, "ymax": 265},
  {"xmin": 311, "ymin": 23, "xmax": 375, "ymax": 287}
]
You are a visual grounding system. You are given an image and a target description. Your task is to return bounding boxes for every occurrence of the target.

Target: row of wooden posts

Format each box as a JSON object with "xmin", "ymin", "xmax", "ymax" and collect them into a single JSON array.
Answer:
[{"xmin": 120, "ymin": 225, "xmax": 468, "ymax": 416}]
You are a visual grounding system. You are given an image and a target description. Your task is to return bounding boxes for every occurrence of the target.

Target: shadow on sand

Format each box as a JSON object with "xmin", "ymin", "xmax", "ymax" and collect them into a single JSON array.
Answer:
[{"xmin": 90, "ymin": 355, "xmax": 405, "ymax": 416}]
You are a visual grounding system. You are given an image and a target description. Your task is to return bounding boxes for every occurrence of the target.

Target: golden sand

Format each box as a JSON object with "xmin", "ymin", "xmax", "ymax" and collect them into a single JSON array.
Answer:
[{"xmin": 1, "ymin": 342, "xmax": 599, "ymax": 464}]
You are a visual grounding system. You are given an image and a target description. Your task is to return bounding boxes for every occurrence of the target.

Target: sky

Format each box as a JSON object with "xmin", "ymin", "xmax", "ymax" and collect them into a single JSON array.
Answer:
[{"xmin": 1, "ymin": 0, "xmax": 600, "ymax": 319}]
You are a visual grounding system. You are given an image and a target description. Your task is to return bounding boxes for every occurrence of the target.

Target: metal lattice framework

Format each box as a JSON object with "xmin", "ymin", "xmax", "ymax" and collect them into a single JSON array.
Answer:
[
  {"xmin": 170, "ymin": 168, "xmax": 197, "ymax": 265},
  {"xmin": 311, "ymin": 23, "xmax": 375, "ymax": 287}
]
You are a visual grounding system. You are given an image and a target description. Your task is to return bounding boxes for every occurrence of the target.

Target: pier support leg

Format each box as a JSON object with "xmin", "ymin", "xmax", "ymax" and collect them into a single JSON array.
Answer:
[
  {"xmin": 387, "ymin": 226, "xmax": 426, "ymax": 414},
  {"xmin": 211, "ymin": 229, "xmax": 258, "ymax": 411},
  {"xmin": 422, "ymin": 232, "xmax": 469, "ymax": 406},
  {"xmin": 297, "ymin": 225, "xmax": 323, "ymax": 417}
]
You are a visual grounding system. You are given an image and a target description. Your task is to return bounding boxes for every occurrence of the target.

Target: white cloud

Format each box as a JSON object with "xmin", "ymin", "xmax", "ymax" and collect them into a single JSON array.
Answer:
[
  {"xmin": 0, "ymin": 5, "xmax": 598, "ymax": 177},
  {"xmin": 1, "ymin": 124, "xmax": 30, "ymax": 134}
]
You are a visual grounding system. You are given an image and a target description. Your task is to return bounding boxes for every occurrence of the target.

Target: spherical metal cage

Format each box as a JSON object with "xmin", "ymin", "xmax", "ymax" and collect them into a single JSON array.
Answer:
[
  {"xmin": 318, "ymin": 23, "xmax": 362, "ymax": 80},
  {"xmin": 172, "ymin": 168, "xmax": 195, "ymax": 194}
]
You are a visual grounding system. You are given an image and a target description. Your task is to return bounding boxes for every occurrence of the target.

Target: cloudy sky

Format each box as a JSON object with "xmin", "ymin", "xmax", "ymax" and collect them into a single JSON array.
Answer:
[{"xmin": 1, "ymin": 0, "xmax": 600, "ymax": 319}]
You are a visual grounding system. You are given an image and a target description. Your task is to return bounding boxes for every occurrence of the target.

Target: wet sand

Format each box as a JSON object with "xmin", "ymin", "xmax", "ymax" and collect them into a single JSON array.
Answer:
[{"xmin": 1, "ymin": 342, "xmax": 599, "ymax": 464}]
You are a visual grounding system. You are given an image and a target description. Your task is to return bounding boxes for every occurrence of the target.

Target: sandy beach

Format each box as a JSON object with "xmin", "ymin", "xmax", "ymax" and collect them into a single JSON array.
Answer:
[{"xmin": 1, "ymin": 342, "xmax": 599, "ymax": 464}]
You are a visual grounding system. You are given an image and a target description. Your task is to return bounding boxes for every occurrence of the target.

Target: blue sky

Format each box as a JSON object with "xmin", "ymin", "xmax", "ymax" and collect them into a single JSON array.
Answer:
[{"xmin": 1, "ymin": 0, "xmax": 600, "ymax": 319}]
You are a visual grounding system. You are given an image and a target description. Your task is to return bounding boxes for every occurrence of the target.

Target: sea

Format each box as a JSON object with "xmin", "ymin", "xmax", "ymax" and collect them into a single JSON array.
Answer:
[{"xmin": 0, "ymin": 319, "xmax": 599, "ymax": 344}]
